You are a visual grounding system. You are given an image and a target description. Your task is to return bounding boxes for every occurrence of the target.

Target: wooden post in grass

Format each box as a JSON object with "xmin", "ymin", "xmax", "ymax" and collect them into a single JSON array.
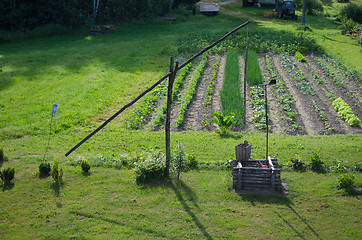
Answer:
[
  {"xmin": 165, "ymin": 58, "xmax": 179, "ymax": 178},
  {"xmin": 243, "ymin": 43, "xmax": 248, "ymax": 130}
]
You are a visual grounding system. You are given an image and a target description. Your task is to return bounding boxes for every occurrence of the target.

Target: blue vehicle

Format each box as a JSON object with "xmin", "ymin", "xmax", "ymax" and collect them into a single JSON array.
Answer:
[{"xmin": 278, "ymin": 0, "xmax": 298, "ymax": 20}]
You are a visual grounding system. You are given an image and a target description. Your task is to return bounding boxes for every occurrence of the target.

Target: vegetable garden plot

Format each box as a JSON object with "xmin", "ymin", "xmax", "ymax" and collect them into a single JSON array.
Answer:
[{"xmin": 125, "ymin": 52, "xmax": 361, "ymax": 135}]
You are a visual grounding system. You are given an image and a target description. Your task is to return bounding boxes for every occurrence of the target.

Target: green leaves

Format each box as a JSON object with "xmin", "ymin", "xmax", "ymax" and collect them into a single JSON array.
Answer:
[
  {"xmin": 209, "ymin": 111, "xmax": 234, "ymax": 135},
  {"xmin": 332, "ymin": 97, "xmax": 360, "ymax": 127}
]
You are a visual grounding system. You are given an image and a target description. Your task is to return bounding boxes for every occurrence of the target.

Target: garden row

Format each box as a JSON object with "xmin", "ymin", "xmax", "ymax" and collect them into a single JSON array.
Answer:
[{"xmin": 124, "ymin": 51, "xmax": 361, "ymax": 135}]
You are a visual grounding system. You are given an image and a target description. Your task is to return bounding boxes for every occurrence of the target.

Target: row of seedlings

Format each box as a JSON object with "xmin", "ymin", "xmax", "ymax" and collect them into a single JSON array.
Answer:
[
  {"xmin": 152, "ymin": 62, "xmax": 192, "ymax": 128},
  {"xmin": 281, "ymin": 53, "xmax": 337, "ymax": 131},
  {"xmin": 312, "ymin": 54, "xmax": 362, "ymax": 110},
  {"xmin": 246, "ymin": 51, "xmax": 266, "ymax": 129},
  {"xmin": 265, "ymin": 55, "xmax": 299, "ymax": 131},
  {"xmin": 279, "ymin": 53, "xmax": 314, "ymax": 95},
  {"xmin": 176, "ymin": 53, "xmax": 208, "ymax": 127},
  {"xmin": 203, "ymin": 55, "xmax": 220, "ymax": 125},
  {"xmin": 124, "ymin": 80, "xmax": 167, "ymax": 130}
]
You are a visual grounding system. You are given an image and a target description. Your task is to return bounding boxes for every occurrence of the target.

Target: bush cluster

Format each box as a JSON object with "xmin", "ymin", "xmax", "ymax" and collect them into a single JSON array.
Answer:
[
  {"xmin": 81, "ymin": 159, "xmax": 91, "ymax": 173},
  {"xmin": 0, "ymin": 167, "xmax": 15, "ymax": 184},
  {"xmin": 51, "ymin": 158, "xmax": 63, "ymax": 183},
  {"xmin": 134, "ymin": 151, "xmax": 167, "ymax": 184},
  {"xmin": 0, "ymin": 0, "xmax": 173, "ymax": 31},
  {"xmin": 337, "ymin": 174, "xmax": 355, "ymax": 190},
  {"xmin": 310, "ymin": 151, "xmax": 325, "ymax": 172}
]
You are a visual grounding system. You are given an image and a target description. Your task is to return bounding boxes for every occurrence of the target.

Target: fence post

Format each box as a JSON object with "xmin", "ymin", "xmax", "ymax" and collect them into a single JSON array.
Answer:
[{"xmin": 165, "ymin": 58, "xmax": 179, "ymax": 178}]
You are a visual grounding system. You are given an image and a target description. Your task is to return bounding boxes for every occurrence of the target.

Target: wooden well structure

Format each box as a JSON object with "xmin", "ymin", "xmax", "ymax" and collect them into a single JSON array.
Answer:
[{"xmin": 232, "ymin": 141, "xmax": 282, "ymax": 192}]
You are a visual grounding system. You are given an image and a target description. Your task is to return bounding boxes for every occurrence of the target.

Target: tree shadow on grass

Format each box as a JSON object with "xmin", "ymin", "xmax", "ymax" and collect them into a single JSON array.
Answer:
[
  {"xmin": 51, "ymin": 182, "xmax": 63, "ymax": 197},
  {"xmin": 2, "ymin": 182, "xmax": 14, "ymax": 191},
  {"xmin": 238, "ymin": 190, "xmax": 321, "ymax": 240},
  {"xmin": 69, "ymin": 211, "xmax": 169, "ymax": 239},
  {"xmin": 170, "ymin": 179, "xmax": 213, "ymax": 240}
]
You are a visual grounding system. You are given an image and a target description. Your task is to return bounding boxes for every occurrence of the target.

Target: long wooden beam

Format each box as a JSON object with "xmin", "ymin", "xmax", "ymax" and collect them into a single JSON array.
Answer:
[{"xmin": 65, "ymin": 20, "xmax": 251, "ymax": 157}]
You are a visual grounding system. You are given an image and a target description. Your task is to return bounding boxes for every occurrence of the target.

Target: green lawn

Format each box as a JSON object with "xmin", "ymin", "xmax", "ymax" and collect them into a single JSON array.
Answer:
[{"xmin": 0, "ymin": 3, "xmax": 361, "ymax": 239}]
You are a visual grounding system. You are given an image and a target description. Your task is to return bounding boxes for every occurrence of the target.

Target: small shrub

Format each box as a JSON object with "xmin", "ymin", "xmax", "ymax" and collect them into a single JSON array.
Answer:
[
  {"xmin": 172, "ymin": 141, "xmax": 186, "ymax": 179},
  {"xmin": 337, "ymin": 174, "xmax": 355, "ymax": 190},
  {"xmin": 310, "ymin": 151, "xmax": 325, "ymax": 172},
  {"xmin": 81, "ymin": 159, "xmax": 91, "ymax": 173},
  {"xmin": 51, "ymin": 158, "xmax": 63, "ymax": 183},
  {"xmin": 330, "ymin": 160, "xmax": 347, "ymax": 173},
  {"xmin": 290, "ymin": 156, "xmax": 306, "ymax": 171},
  {"xmin": 134, "ymin": 150, "xmax": 167, "ymax": 184},
  {"xmin": 39, "ymin": 163, "xmax": 51, "ymax": 177},
  {"xmin": 0, "ymin": 147, "xmax": 8, "ymax": 162},
  {"xmin": 340, "ymin": 3, "xmax": 362, "ymax": 24},
  {"xmin": 352, "ymin": 162, "xmax": 362, "ymax": 172},
  {"xmin": 295, "ymin": 51, "xmax": 306, "ymax": 62},
  {"xmin": 187, "ymin": 154, "xmax": 198, "ymax": 169},
  {"xmin": 0, "ymin": 167, "xmax": 15, "ymax": 183}
]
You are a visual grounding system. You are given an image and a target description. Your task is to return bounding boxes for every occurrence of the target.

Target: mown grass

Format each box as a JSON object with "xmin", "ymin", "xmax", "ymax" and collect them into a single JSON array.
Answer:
[
  {"xmin": 0, "ymin": 4, "xmax": 361, "ymax": 239},
  {"xmin": 0, "ymin": 163, "xmax": 361, "ymax": 239},
  {"xmin": 220, "ymin": 50, "xmax": 244, "ymax": 127}
]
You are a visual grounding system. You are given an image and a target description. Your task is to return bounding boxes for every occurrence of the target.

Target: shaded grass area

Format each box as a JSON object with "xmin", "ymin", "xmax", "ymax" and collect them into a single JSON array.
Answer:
[
  {"xmin": 220, "ymin": 50, "xmax": 244, "ymax": 127},
  {"xmin": 0, "ymin": 165, "xmax": 360, "ymax": 239}
]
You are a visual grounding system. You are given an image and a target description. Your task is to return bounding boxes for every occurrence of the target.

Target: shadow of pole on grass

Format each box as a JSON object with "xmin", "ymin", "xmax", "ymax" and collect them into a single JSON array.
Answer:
[
  {"xmin": 171, "ymin": 180, "xmax": 213, "ymax": 240},
  {"xmin": 286, "ymin": 204, "xmax": 321, "ymax": 239},
  {"xmin": 69, "ymin": 211, "xmax": 169, "ymax": 238}
]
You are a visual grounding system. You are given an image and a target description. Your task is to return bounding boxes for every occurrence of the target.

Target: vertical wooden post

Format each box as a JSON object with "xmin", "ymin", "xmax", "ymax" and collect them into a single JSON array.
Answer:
[
  {"xmin": 243, "ymin": 43, "xmax": 248, "ymax": 130},
  {"xmin": 165, "ymin": 58, "xmax": 178, "ymax": 178}
]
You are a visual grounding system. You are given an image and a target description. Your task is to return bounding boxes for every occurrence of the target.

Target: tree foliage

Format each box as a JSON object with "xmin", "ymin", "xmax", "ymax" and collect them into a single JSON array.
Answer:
[{"xmin": 0, "ymin": 0, "xmax": 173, "ymax": 31}]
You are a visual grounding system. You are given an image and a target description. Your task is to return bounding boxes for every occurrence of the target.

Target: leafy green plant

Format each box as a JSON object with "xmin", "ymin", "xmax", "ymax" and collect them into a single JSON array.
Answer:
[
  {"xmin": 310, "ymin": 151, "xmax": 325, "ymax": 172},
  {"xmin": 330, "ymin": 160, "xmax": 347, "ymax": 173},
  {"xmin": 186, "ymin": 154, "xmax": 198, "ymax": 169},
  {"xmin": 290, "ymin": 156, "xmax": 306, "ymax": 171},
  {"xmin": 81, "ymin": 159, "xmax": 91, "ymax": 173},
  {"xmin": 51, "ymin": 158, "xmax": 63, "ymax": 183},
  {"xmin": 337, "ymin": 174, "xmax": 355, "ymax": 190},
  {"xmin": 250, "ymin": 86, "xmax": 267, "ymax": 129},
  {"xmin": 332, "ymin": 97, "xmax": 360, "ymax": 127},
  {"xmin": 39, "ymin": 163, "xmax": 51, "ymax": 177},
  {"xmin": 172, "ymin": 141, "xmax": 186, "ymax": 179},
  {"xmin": 209, "ymin": 111, "xmax": 235, "ymax": 135},
  {"xmin": 295, "ymin": 51, "xmax": 306, "ymax": 62},
  {"xmin": 134, "ymin": 150, "xmax": 167, "ymax": 184},
  {"xmin": 0, "ymin": 167, "xmax": 15, "ymax": 184}
]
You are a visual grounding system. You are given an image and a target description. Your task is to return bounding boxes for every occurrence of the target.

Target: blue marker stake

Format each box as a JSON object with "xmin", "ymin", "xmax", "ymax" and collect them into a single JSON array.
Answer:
[
  {"xmin": 52, "ymin": 104, "xmax": 57, "ymax": 116},
  {"xmin": 43, "ymin": 104, "xmax": 58, "ymax": 162}
]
